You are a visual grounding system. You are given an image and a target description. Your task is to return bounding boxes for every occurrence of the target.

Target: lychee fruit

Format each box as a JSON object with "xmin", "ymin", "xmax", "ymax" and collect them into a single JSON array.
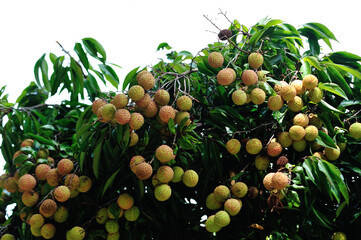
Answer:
[
  {"xmin": 276, "ymin": 156, "xmax": 289, "ymax": 168},
  {"xmin": 107, "ymin": 205, "xmax": 123, "ymax": 219},
  {"xmin": 208, "ymin": 52, "xmax": 224, "ymax": 68},
  {"xmin": 128, "ymin": 85, "xmax": 145, "ymax": 101},
  {"xmin": 155, "ymin": 184, "xmax": 172, "ymax": 201},
  {"xmin": 53, "ymin": 206, "xmax": 69, "ymax": 223},
  {"xmin": 29, "ymin": 213, "xmax": 44, "ymax": 228},
  {"xmin": 293, "ymin": 113, "xmax": 309, "ymax": 127},
  {"xmin": 36, "ymin": 149, "xmax": 49, "ymax": 159},
  {"xmin": 21, "ymin": 139, "xmax": 35, "ymax": 148},
  {"xmin": 114, "ymin": 109, "xmax": 131, "ymax": 125},
  {"xmin": 248, "ymin": 186, "xmax": 259, "ymax": 199},
  {"xmin": 263, "ymin": 173, "xmax": 275, "ymax": 190},
  {"xmin": 158, "ymin": 106, "xmax": 176, "ymax": 123},
  {"xmin": 241, "ymin": 69, "xmax": 258, "ymax": 86},
  {"xmin": 272, "ymin": 172, "xmax": 289, "ymax": 190},
  {"xmin": 349, "ymin": 122, "xmax": 361, "ymax": 139},
  {"xmin": 22, "ymin": 191, "xmax": 39, "ymax": 207},
  {"xmin": 46, "ymin": 169, "xmax": 62, "ymax": 187},
  {"xmin": 110, "ymin": 93, "xmax": 128, "ymax": 109},
  {"xmin": 176, "ymin": 96, "xmax": 192, "ymax": 111},
  {"xmin": 54, "ymin": 185, "xmax": 71, "ymax": 202},
  {"xmin": 136, "ymin": 93, "xmax": 151, "ymax": 108},
  {"xmin": 57, "ymin": 158, "xmax": 73, "ymax": 176},
  {"xmin": 291, "ymin": 80, "xmax": 306, "ymax": 95},
  {"xmin": 226, "ymin": 139, "xmax": 241, "ymax": 155},
  {"xmin": 124, "ymin": 206, "xmax": 140, "ymax": 222},
  {"xmin": 267, "ymin": 95, "xmax": 284, "ymax": 111},
  {"xmin": 248, "ymin": 52, "xmax": 263, "ymax": 69},
  {"xmin": 257, "ymin": 71, "xmax": 267, "ymax": 81},
  {"xmin": 117, "ymin": 193, "xmax": 134, "ymax": 210},
  {"xmin": 214, "ymin": 210, "xmax": 230, "ymax": 227},
  {"xmin": 64, "ymin": 174, "xmax": 80, "ymax": 191},
  {"xmin": 182, "ymin": 170, "xmax": 198, "ymax": 187},
  {"xmin": 308, "ymin": 87, "xmax": 323, "ymax": 103},
  {"xmin": 255, "ymin": 155, "xmax": 270, "ymax": 170},
  {"xmin": 218, "ymin": 29, "xmax": 232, "ymax": 40},
  {"xmin": 309, "ymin": 113, "xmax": 323, "ymax": 129},
  {"xmin": 251, "ymin": 88, "xmax": 266, "ymax": 105},
  {"xmin": 4, "ymin": 177, "xmax": 18, "ymax": 193},
  {"xmin": 156, "ymin": 166, "xmax": 174, "ymax": 183},
  {"xmin": 205, "ymin": 215, "xmax": 222, "ymax": 233},
  {"xmin": 171, "ymin": 166, "xmax": 184, "ymax": 183},
  {"xmin": 40, "ymin": 224, "xmax": 56, "ymax": 240},
  {"xmin": 155, "ymin": 145, "xmax": 173, "ymax": 163},
  {"xmin": 137, "ymin": 71, "xmax": 155, "ymax": 90},
  {"xmin": 39, "ymin": 199, "xmax": 57, "ymax": 218},
  {"xmin": 245, "ymin": 138, "xmax": 262, "ymax": 155},
  {"xmin": 217, "ymin": 68, "xmax": 236, "ymax": 86},
  {"xmin": 35, "ymin": 164, "xmax": 50, "ymax": 180},
  {"xmin": 77, "ymin": 176, "xmax": 92, "ymax": 192},
  {"xmin": 280, "ymin": 85, "xmax": 297, "ymax": 101},
  {"xmin": 98, "ymin": 103, "xmax": 117, "ymax": 122},
  {"xmin": 96, "ymin": 208, "xmax": 108, "ymax": 224},
  {"xmin": 12, "ymin": 150, "xmax": 23, "ymax": 160},
  {"xmin": 92, "ymin": 98, "xmax": 107, "ymax": 114},
  {"xmin": 274, "ymin": 81, "xmax": 288, "ymax": 93},
  {"xmin": 18, "ymin": 174, "xmax": 36, "ymax": 191},
  {"xmin": 288, "ymin": 96, "xmax": 304, "ymax": 112},
  {"xmin": 105, "ymin": 220, "xmax": 119, "ymax": 234},
  {"xmin": 278, "ymin": 132, "xmax": 293, "ymax": 148},
  {"xmin": 313, "ymin": 152, "xmax": 326, "ymax": 160},
  {"xmin": 175, "ymin": 111, "xmax": 191, "ymax": 126},
  {"xmin": 129, "ymin": 155, "xmax": 145, "ymax": 173},
  {"xmin": 224, "ymin": 198, "xmax": 241, "ymax": 216},
  {"xmin": 303, "ymin": 74, "xmax": 318, "ymax": 89},
  {"xmin": 142, "ymin": 100, "xmax": 159, "ymax": 118},
  {"xmin": 129, "ymin": 132, "xmax": 139, "ymax": 147},
  {"xmin": 206, "ymin": 193, "xmax": 222, "ymax": 210},
  {"xmin": 267, "ymin": 142, "xmax": 283, "ymax": 157},
  {"xmin": 289, "ymin": 125, "xmax": 306, "ymax": 141},
  {"xmin": 325, "ymin": 146, "xmax": 341, "ymax": 161},
  {"xmin": 214, "ymin": 185, "xmax": 230, "ymax": 202},
  {"xmin": 66, "ymin": 226, "xmax": 85, "ymax": 240},
  {"xmin": 305, "ymin": 125, "xmax": 319, "ymax": 141},
  {"xmin": 231, "ymin": 182, "xmax": 248, "ymax": 198},
  {"xmin": 135, "ymin": 162, "xmax": 153, "ymax": 180},
  {"xmin": 331, "ymin": 232, "xmax": 347, "ymax": 240},
  {"xmin": 232, "ymin": 89, "xmax": 247, "ymax": 105},
  {"xmin": 30, "ymin": 226, "xmax": 41, "ymax": 237},
  {"xmin": 293, "ymin": 139, "xmax": 307, "ymax": 152},
  {"xmin": 129, "ymin": 112, "xmax": 144, "ymax": 130},
  {"xmin": 154, "ymin": 89, "xmax": 170, "ymax": 106}
]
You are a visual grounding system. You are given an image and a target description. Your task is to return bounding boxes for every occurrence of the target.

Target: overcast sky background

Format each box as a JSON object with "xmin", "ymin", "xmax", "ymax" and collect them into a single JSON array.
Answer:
[{"xmin": 0, "ymin": 0, "xmax": 360, "ymax": 170}]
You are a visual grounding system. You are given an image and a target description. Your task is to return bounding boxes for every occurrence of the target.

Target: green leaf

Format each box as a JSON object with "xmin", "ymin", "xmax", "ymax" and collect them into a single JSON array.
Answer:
[
  {"xmin": 102, "ymin": 169, "xmax": 121, "ymax": 196},
  {"xmin": 122, "ymin": 67, "xmax": 140, "ymax": 90},
  {"xmin": 178, "ymin": 138, "xmax": 193, "ymax": 150},
  {"xmin": 259, "ymin": 81, "xmax": 276, "ymax": 96},
  {"xmin": 318, "ymin": 82, "xmax": 348, "ymax": 100},
  {"xmin": 25, "ymin": 133, "xmax": 57, "ymax": 147},
  {"xmin": 93, "ymin": 140, "xmax": 103, "ymax": 179},
  {"xmin": 168, "ymin": 118, "xmax": 176, "ymax": 135},
  {"xmin": 74, "ymin": 43, "xmax": 90, "ymax": 69},
  {"xmin": 315, "ymin": 131, "xmax": 338, "ymax": 149},
  {"xmin": 322, "ymin": 160, "xmax": 349, "ymax": 204},
  {"xmin": 325, "ymin": 62, "xmax": 361, "ymax": 79},
  {"xmin": 82, "ymin": 38, "xmax": 107, "ymax": 62},
  {"xmin": 303, "ymin": 23, "xmax": 337, "ymax": 41},
  {"xmin": 300, "ymin": 60, "xmax": 311, "ymax": 77},
  {"xmin": 329, "ymin": 51, "xmax": 361, "ymax": 62},
  {"xmin": 99, "ymin": 64, "xmax": 119, "ymax": 89},
  {"xmin": 318, "ymin": 99, "xmax": 344, "ymax": 114},
  {"xmin": 197, "ymin": 62, "xmax": 215, "ymax": 76},
  {"xmin": 157, "ymin": 42, "xmax": 172, "ymax": 51},
  {"xmin": 326, "ymin": 66, "xmax": 353, "ymax": 97},
  {"xmin": 303, "ymin": 56, "xmax": 322, "ymax": 71}
]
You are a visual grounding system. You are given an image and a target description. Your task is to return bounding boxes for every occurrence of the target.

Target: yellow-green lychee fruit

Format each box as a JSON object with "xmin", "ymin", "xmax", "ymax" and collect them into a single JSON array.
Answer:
[
  {"xmin": 226, "ymin": 139, "xmax": 241, "ymax": 155},
  {"xmin": 309, "ymin": 113, "xmax": 322, "ymax": 129},
  {"xmin": 129, "ymin": 155, "xmax": 145, "ymax": 173},
  {"xmin": 272, "ymin": 172, "xmax": 289, "ymax": 190},
  {"xmin": 267, "ymin": 95, "xmax": 284, "ymax": 111},
  {"xmin": 22, "ymin": 191, "xmax": 39, "ymax": 207},
  {"xmin": 331, "ymin": 232, "xmax": 347, "ymax": 240},
  {"xmin": 257, "ymin": 71, "xmax": 267, "ymax": 81},
  {"xmin": 98, "ymin": 104, "xmax": 117, "ymax": 122},
  {"xmin": 224, "ymin": 198, "xmax": 241, "ymax": 216},
  {"xmin": 92, "ymin": 98, "xmax": 107, "ymax": 114},
  {"xmin": 248, "ymin": 52, "xmax": 263, "ymax": 69},
  {"xmin": 175, "ymin": 111, "xmax": 191, "ymax": 126},
  {"xmin": 278, "ymin": 132, "xmax": 293, "ymax": 148},
  {"xmin": 208, "ymin": 52, "xmax": 224, "ymax": 68},
  {"xmin": 18, "ymin": 174, "xmax": 36, "ymax": 191},
  {"xmin": 217, "ymin": 68, "xmax": 236, "ymax": 86},
  {"xmin": 35, "ymin": 164, "xmax": 50, "ymax": 181},
  {"xmin": 349, "ymin": 122, "xmax": 361, "ymax": 139},
  {"xmin": 64, "ymin": 174, "xmax": 80, "ymax": 191},
  {"xmin": 156, "ymin": 166, "xmax": 174, "ymax": 184},
  {"xmin": 231, "ymin": 182, "xmax": 248, "ymax": 198},
  {"xmin": 263, "ymin": 173, "xmax": 275, "ymax": 190},
  {"xmin": 128, "ymin": 85, "xmax": 145, "ymax": 102},
  {"xmin": 154, "ymin": 89, "xmax": 170, "ymax": 106},
  {"xmin": 105, "ymin": 220, "xmax": 119, "ymax": 234},
  {"xmin": 30, "ymin": 226, "xmax": 42, "ymax": 237},
  {"xmin": 114, "ymin": 109, "xmax": 131, "ymax": 125},
  {"xmin": 137, "ymin": 71, "xmax": 155, "ymax": 90},
  {"xmin": 255, "ymin": 155, "xmax": 270, "ymax": 170},
  {"xmin": 4, "ymin": 177, "xmax": 18, "ymax": 193},
  {"xmin": 182, "ymin": 170, "xmax": 199, "ymax": 187},
  {"xmin": 280, "ymin": 85, "xmax": 297, "ymax": 101},
  {"xmin": 293, "ymin": 139, "xmax": 307, "ymax": 152},
  {"xmin": 107, "ymin": 232, "xmax": 120, "ymax": 240},
  {"xmin": 21, "ymin": 138, "xmax": 35, "ymax": 148},
  {"xmin": 142, "ymin": 100, "xmax": 158, "ymax": 118},
  {"xmin": 40, "ymin": 223, "xmax": 56, "ymax": 239},
  {"xmin": 124, "ymin": 206, "xmax": 140, "ymax": 222},
  {"xmin": 214, "ymin": 185, "xmax": 230, "ymax": 202},
  {"xmin": 107, "ymin": 205, "xmax": 124, "ymax": 219},
  {"xmin": 325, "ymin": 146, "xmax": 341, "ymax": 161},
  {"xmin": 66, "ymin": 226, "xmax": 85, "ymax": 240},
  {"xmin": 205, "ymin": 215, "xmax": 222, "ymax": 233},
  {"xmin": 251, "ymin": 88, "xmax": 266, "ymax": 105},
  {"xmin": 54, "ymin": 206, "xmax": 68, "ymax": 223},
  {"xmin": 274, "ymin": 81, "xmax": 288, "ymax": 93},
  {"xmin": 154, "ymin": 184, "xmax": 172, "ymax": 201},
  {"xmin": 267, "ymin": 142, "xmax": 283, "ymax": 157},
  {"xmin": 308, "ymin": 87, "xmax": 323, "ymax": 103},
  {"xmin": 155, "ymin": 145, "xmax": 173, "ymax": 163},
  {"xmin": 289, "ymin": 125, "xmax": 306, "ymax": 141},
  {"xmin": 136, "ymin": 93, "xmax": 151, "ymax": 108},
  {"xmin": 0, "ymin": 234, "xmax": 15, "ymax": 240},
  {"xmin": 176, "ymin": 96, "xmax": 192, "ymax": 111},
  {"xmin": 171, "ymin": 166, "xmax": 184, "ymax": 183},
  {"xmin": 158, "ymin": 106, "xmax": 176, "ymax": 123},
  {"xmin": 288, "ymin": 96, "xmax": 304, "ymax": 112},
  {"xmin": 110, "ymin": 93, "xmax": 128, "ymax": 109},
  {"xmin": 29, "ymin": 213, "xmax": 44, "ymax": 229},
  {"xmin": 69, "ymin": 189, "xmax": 79, "ymax": 198},
  {"xmin": 245, "ymin": 93, "xmax": 252, "ymax": 103},
  {"xmin": 302, "ymin": 74, "xmax": 318, "ymax": 89},
  {"xmin": 96, "ymin": 208, "xmax": 109, "ymax": 224},
  {"xmin": 241, "ymin": 69, "xmax": 258, "ymax": 86},
  {"xmin": 293, "ymin": 113, "xmax": 309, "ymax": 127},
  {"xmin": 206, "ymin": 193, "xmax": 222, "ymax": 210},
  {"xmin": 46, "ymin": 168, "xmax": 62, "ymax": 187},
  {"xmin": 312, "ymin": 152, "xmax": 326, "ymax": 160},
  {"xmin": 36, "ymin": 149, "xmax": 49, "ymax": 159},
  {"xmin": 57, "ymin": 158, "xmax": 73, "ymax": 176},
  {"xmin": 128, "ymin": 132, "xmax": 139, "ymax": 147},
  {"xmin": 246, "ymin": 138, "xmax": 263, "ymax": 155},
  {"xmin": 305, "ymin": 125, "xmax": 319, "ymax": 141},
  {"xmin": 77, "ymin": 176, "xmax": 92, "ymax": 193},
  {"xmin": 135, "ymin": 162, "xmax": 153, "ymax": 180},
  {"xmin": 232, "ymin": 89, "xmax": 247, "ymax": 105},
  {"xmin": 117, "ymin": 193, "xmax": 134, "ymax": 210},
  {"xmin": 214, "ymin": 210, "xmax": 230, "ymax": 227},
  {"xmin": 54, "ymin": 185, "xmax": 71, "ymax": 202},
  {"xmin": 39, "ymin": 199, "xmax": 57, "ymax": 218},
  {"xmin": 291, "ymin": 80, "xmax": 306, "ymax": 95},
  {"xmin": 129, "ymin": 113, "xmax": 144, "ymax": 130}
]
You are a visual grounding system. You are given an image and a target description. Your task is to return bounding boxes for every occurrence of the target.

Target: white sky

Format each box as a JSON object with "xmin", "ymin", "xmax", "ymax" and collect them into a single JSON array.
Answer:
[{"xmin": 0, "ymin": 0, "xmax": 360, "ymax": 170}]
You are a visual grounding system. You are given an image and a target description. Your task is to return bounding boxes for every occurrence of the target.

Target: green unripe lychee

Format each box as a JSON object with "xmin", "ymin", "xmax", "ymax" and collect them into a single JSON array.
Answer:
[
  {"xmin": 251, "ymin": 88, "xmax": 266, "ymax": 105},
  {"xmin": 154, "ymin": 184, "xmax": 172, "ymax": 201},
  {"xmin": 349, "ymin": 122, "xmax": 361, "ymax": 139},
  {"xmin": 117, "ymin": 193, "xmax": 134, "ymax": 210},
  {"xmin": 54, "ymin": 206, "xmax": 69, "ymax": 223},
  {"xmin": 288, "ymin": 96, "xmax": 304, "ymax": 112},
  {"xmin": 182, "ymin": 170, "xmax": 199, "ymax": 187},
  {"xmin": 255, "ymin": 155, "xmax": 270, "ymax": 170},
  {"xmin": 205, "ymin": 215, "xmax": 222, "ymax": 233},
  {"xmin": 272, "ymin": 172, "xmax": 289, "ymax": 190},
  {"xmin": 66, "ymin": 226, "xmax": 85, "ymax": 240},
  {"xmin": 98, "ymin": 104, "xmax": 117, "ymax": 122},
  {"xmin": 278, "ymin": 132, "xmax": 293, "ymax": 148},
  {"xmin": 105, "ymin": 220, "xmax": 119, "ymax": 234},
  {"xmin": 31, "ymin": 226, "xmax": 42, "ymax": 237},
  {"xmin": 4, "ymin": 177, "xmax": 18, "ymax": 193},
  {"xmin": 171, "ymin": 166, "xmax": 184, "ymax": 183},
  {"xmin": 303, "ymin": 74, "xmax": 318, "ymax": 89},
  {"xmin": 29, "ymin": 213, "xmax": 44, "ymax": 228},
  {"xmin": 128, "ymin": 132, "xmax": 139, "ymax": 147},
  {"xmin": 157, "ymin": 166, "xmax": 174, "ymax": 183},
  {"xmin": 242, "ymin": 69, "xmax": 258, "ymax": 86},
  {"xmin": 129, "ymin": 113, "xmax": 144, "ymax": 130},
  {"xmin": 206, "ymin": 193, "xmax": 222, "ymax": 210},
  {"xmin": 214, "ymin": 185, "xmax": 230, "ymax": 202},
  {"xmin": 111, "ymin": 93, "xmax": 128, "ymax": 109},
  {"xmin": 267, "ymin": 95, "xmax": 284, "ymax": 111},
  {"xmin": 293, "ymin": 139, "xmax": 307, "ymax": 152},
  {"xmin": 107, "ymin": 232, "xmax": 120, "ymax": 240},
  {"xmin": 224, "ymin": 198, "xmax": 241, "ymax": 216},
  {"xmin": 245, "ymin": 138, "xmax": 262, "ymax": 155},
  {"xmin": 137, "ymin": 71, "xmax": 155, "ymax": 90},
  {"xmin": 231, "ymin": 182, "xmax": 248, "ymax": 198},
  {"xmin": 78, "ymin": 176, "xmax": 92, "ymax": 193},
  {"xmin": 232, "ymin": 89, "xmax": 247, "ymax": 105},
  {"xmin": 40, "ymin": 223, "xmax": 56, "ymax": 239},
  {"xmin": 154, "ymin": 89, "xmax": 170, "ymax": 106},
  {"xmin": 1, "ymin": 234, "xmax": 15, "ymax": 240},
  {"xmin": 176, "ymin": 96, "xmax": 192, "ymax": 111},
  {"xmin": 248, "ymin": 52, "xmax": 263, "ymax": 69},
  {"xmin": 263, "ymin": 173, "xmax": 275, "ymax": 190},
  {"xmin": 226, "ymin": 139, "xmax": 241, "ymax": 155},
  {"xmin": 92, "ymin": 99, "xmax": 107, "ymax": 114},
  {"xmin": 155, "ymin": 145, "xmax": 173, "ymax": 163},
  {"xmin": 175, "ymin": 111, "xmax": 191, "ymax": 126},
  {"xmin": 331, "ymin": 232, "xmax": 347, "ymax": 240},
  {"xmin": 289, "ymin": 125, "xmax": 306, "ymax": 141},
  {"xmin": 96, "ymin": 208, "xmax": 108, "ymax": 224},
  {"xmin": 280, "ymin": 85, "xmax": 297, "ymax": 101},
  {"xmin": 217, "ymin": 68, "xmax": 236, "ymax": 86},
  {"xmin": 124, "ymin": 206, "xmax": 140, "ymax": 222},
  {"xmin": 214, "ymin": 210, "xmax": 230, "ymax": 227},
  {"xmin": 208, "ymin": 52, "xmax": 224, "ymax": 68},
  {"xmin": 293, "ymin": 113, "xmax": 309, "ymax": 127},
  {"xmin": 325, "ymin": 146, "xmax": 341, "ymax": 161},
  {"xmin": 128, "ymin": 85, "xmax": 145, "ymax": 101},
  {"xmin": 305, "ymin": 125, "xmax": 319, "ymax": 141},
  {"xmin": 22, "ymin": 191, "xmax": 39, "ymax": 207},
  {"xmin": 308, "ymin": 87, "xmax": 323, "ymax": 103}
]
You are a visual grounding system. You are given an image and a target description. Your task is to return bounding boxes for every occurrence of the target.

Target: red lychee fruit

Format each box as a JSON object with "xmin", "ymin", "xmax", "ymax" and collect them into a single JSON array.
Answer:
[{"xmin": 18, "ymin": 174, "xmax": 37, "ymax": 191}]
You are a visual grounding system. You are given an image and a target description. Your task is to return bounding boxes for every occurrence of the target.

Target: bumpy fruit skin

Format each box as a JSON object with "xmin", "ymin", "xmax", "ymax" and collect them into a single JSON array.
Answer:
[
  {"xmin": 214, "ymin": 185, "xmax": 230, "ymax": 202},
  {"xmin": 242, "ymin": 69, "xmax": 258, "ymax": 86},
  {"xmin": 111, "ymin": 93, "xmax": 128, "ymax": 109},
  {"xmin": 18, "ymin": 174, "xmax": 36, "ymax": 191},
  {"xmin": 325, "ymin": 146, "xmax": 341, "ymax": 161},
  {"xmin": 232, "ymin": 89, "xmax": 247, "ymax": 105},
  {"xmin": 98, "ymin": 104, "xmax": 117, "ymax": 122},
  {"xmin": 124, "ymin": 206, "xmax": 140, "ymax": 222},
  {"xmin": 107, "ymin": 232, "xmax": 120, "ymax": 240},
  {"xmin": 248, "ymin": 52, "xmax": 263, "ymax": 69},
  {"xmin": 293, "ymin": 139, "xmax": 307, "ymax": 152},
  {"xmin": 39, "ymin": 199, "xmax": 57, "ymax": 218},
  {"xmin": 54, "ymin": 206, "xmax": 69, "ymax": 223},
  {"xmin": 267, "ymin": 142, "xmax": 283, "ymax": 157},
  {"xmin": 54, "ymin": 185, "xmax": 71, "ymax": 202},
  {"xmin": 4, "ymin": 177, "xmax": 18, "ymax": 193},
  {"xmin": 117, "ymin": 193, "xmax": 134, "ymax": 210},
  {"xmin": 231, "ymin": 182, "xmax": 248, "ymax": 198},
  {"xmin": 217, "ymin": 68, "xmax": 236, "ymax": 86},
  {"xmin": 129, "ymin": 156, "xmax": 145, "ymax": 173},
  {"xmin": 226, "ymin": 139, "xmax": 241, "ymax": 155},
  {"xmin": 182, "ymin": 170, "xmax": 199, "ymax": 187},
  {"xmin": 135, "ymin": 162, "xmax": 153, "ymax": 180},
  {"xmin": 155, "ymin": 184, "xmax": 172, "ymax": 201},
  {"xmin": 288, "ymin": 96, "xmax": 304, "ymax": 112},
  {"xmin": 142, "ymin": 100, "xmax": 159, "ymax": 118},
  {"xmin": 77, "ymin": 176, "xmax": 92, "ymax": 193},
  {"xmin": 136, "ymin": 93, "xmax": 151, "ymax": 108},
  {"xmin": 277, "ymin": 156, "xmax": 289, "ymax": 168},
  {"xmin": 92, "ymin": 99, "xmax": 107, "ymax": 114},
  {"xmin": 66, "ymin": 226, "xmax": 85, "ymax": 240},
  {"xmin": 293, "ymin": 113, "xmax": 309, "ymax": 127},
  {"xmin": 21, "ymin": 139, "xmax": 35, "ymax": 148},
  {"xmin": 303, "ymin": 74, "xmax": 318, "ymax": 89},
  {"xmin": 291, "ymin": 80, "xmax": 306, "ymax": 95},
  {"xmin": 137, "ymin": 71, "xmax": 155, "ymax": 90},
  {"xmin": 214, "ymin": 210, "xmax": 231, "ymax": 227},
  {"xmin": 208, "ymin": 52, "xmax": 224, "ymax": 68},
  {"xmin": 218, "ymin": 29, "xmax": 232, "ymax": 40},
  {"xmin": 114, "ymin": 109, "xmax": 131, "ymax": 125},
  {"xmin": 154, "ymin": 89, "xmax": 170, "ymax": 106},
  {"xmin": 206, "ymin": 193, "xmax": 222, "ymax": 210},
  {"xmin": 105, "ymin": 220, "xmax": 120, "ymax": 234},
  {"xmin": 274, "ymin": 81, "xmax": 288, "ymax": 93},
  {"xmin": 205, "ymin": 215, "xmax": 222, "ymax": 233},
  {"xmin": 37, "ymin": 149, "xmax": 49, "ymax": 159},
  {"xmin": 128, "ymin": 85, "xmax": 145, "ymax": 101},
  {"xmin": 305, "ymin": 125, "xmax": 319, "ymax": 141},
  {"xmin": 30, "ymin": 226, "xmax": 42, "ymax": 237},
  {"xmin": 349, "ymin": 122, "xmax": 361, "ymax": 139},
  {"xmin": 251, "ymin": 88, "xmax": 266, "ymax": 105},
  {"xmin": 158, "ymin": 106, "xmax": 176, "ymax": 123},
  {"xmin": 155, "ymin": 145, "xmax": 173, "ymax": 163},
  {"xmin": 64, "ymin": 174, "xmax": 80, "ymax": 191},
  {"xmin": 176, "ymin": 96, "xmax": 192, "ymax": 111},
  {"xmin": 280, "ymin": 85, "xmax": 297, "ymax": 101},
  {"xmin": 272, "ymin": 172, "xmax": 289, "ymax": 190},
  {"xmin": 156, "ymin": 166, "xmax": 174, "ymax": 183},
  {"xmin": 171, "ymin": 166, "xmax": 184, "ymax": 183},
  {"xmin": 289, "ymin": 125, "xmax": 306, "ymax": 141},
  {"xmin": 246, "ymin": 138, "xmax": 263, "ymax": 155},
  {"xmin": 128, "ymin": 132, "xmax": 139, "ymax": 147},
  {"xmin": 224, "ymin": 198, "xmax": 241, "ymax": 216},
  {"xmin": 278, "ymin": 132, "xmax": 293, "ymax": 148},
  {"xmin": 57, "ymin": 158, "xmax": 74, "ymax": 176},
  {"xmin": 129, "ymin": 113, "xmax": 144, "ymax": 130},
  {"xmin": 308, "ymin": 87, "xmax": 323, "ymax": 103},
  {"xmin": 96, "ymin": 208, "xmax": 108, "ymax": 224},
  {"xmin": 255, "ymin": 155, "xmax": 270, "ymax": 170},
  {"xmin": 331, "ymin": 232, "xmax": 347, "ymax": 240},
  {"xmin": 263, "ymin": 173, "xmax": 275, "ymax": 190},
  {"xmin": 175, "ymin": 111, "xmax": 191, "ymax": 126},
  {"xmin": 29, "ymin": 214, "xmax": 44, "ymax": 228},
  {"xmin": 267, "ymin": 95, "xmax": 284, "ymax": 111},
  {"xmin": 35, "ymin": 164, "xmax": 50, "ymax": 180},
  {"xmin": 22, "ymin": 191, "xmax": 39, "ymax": 207},
  {"xmin": 257, "ymin": 71, "xmax": 267, "ymax": 81},
  {"xmin": 0, "ymin": 234, "xmax": 15, "ymax": 240}
]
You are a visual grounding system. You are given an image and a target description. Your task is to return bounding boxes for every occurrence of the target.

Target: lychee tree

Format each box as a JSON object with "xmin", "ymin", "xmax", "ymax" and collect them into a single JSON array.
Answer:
[{"xmin": 0, "ymin": 14, "xmax": 361, "ymax": 240}]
